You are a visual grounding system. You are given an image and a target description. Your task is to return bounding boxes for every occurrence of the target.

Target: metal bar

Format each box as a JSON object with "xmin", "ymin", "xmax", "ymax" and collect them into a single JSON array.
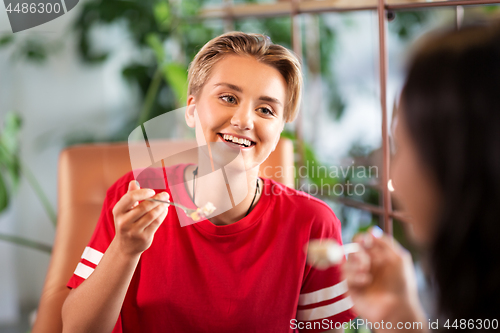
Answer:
[
  {"xmin": 298, "ymin": 0, "xmax": 376, "ymax": 13},
  {"xmin": 200, "ymin": 0, "xmax": 378, "ymax": 20},
  {"xmin": 223, "ymin": 0, "xmax": 235, "ymax": 32},
  {"xmin": 291, "ymin": 0, "xmax": 307, "ymax": 188},
  {"xmin": 386, "ymin": 0, "xmax": 500, "ymax": 10},
  {"xmin": 199, "ymin": 0, "xmax": 500, "ymax": 20},
  {"xmin": 390, "ymin": 210, "xmax": 410, "ymax": 222},
  {"xmin": 377, "ymin": 0, "xmax": 393, "ymax": 235},
  {"xmin": 328, "ymin": 196, "xmax": 410, "ymax": 222},
  {"xmin": 456, "ymin": 5, "xmax": 465, "ymax": 30},
  {"xmin": 201, "ymin": 2, "xmax": 291, "ymax": 20},
  {"xmin": 291, "ymin": 0, "xmax": 303, "ymax": 60},
  {"xmin": 335, "ymin": 197, "xmax": 385, "ymax": 215}
]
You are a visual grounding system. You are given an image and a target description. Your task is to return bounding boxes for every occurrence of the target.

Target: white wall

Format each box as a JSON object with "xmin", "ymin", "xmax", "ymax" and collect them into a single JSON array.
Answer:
[{"xmin": 0, "ymin": 0, "xmax": 139, "ymax": 322}]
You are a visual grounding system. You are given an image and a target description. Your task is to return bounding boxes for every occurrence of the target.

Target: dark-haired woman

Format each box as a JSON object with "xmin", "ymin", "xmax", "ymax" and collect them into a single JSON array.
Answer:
[{"xmin": 342, "ymin": 23, "xmax": 500, "ymax": 332}]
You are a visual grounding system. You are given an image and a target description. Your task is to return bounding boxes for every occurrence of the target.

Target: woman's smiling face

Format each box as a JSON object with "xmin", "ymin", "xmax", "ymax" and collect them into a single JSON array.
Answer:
[{"xmin": 186, "ymin": 54, "xmax": 287, "ymax": 170}]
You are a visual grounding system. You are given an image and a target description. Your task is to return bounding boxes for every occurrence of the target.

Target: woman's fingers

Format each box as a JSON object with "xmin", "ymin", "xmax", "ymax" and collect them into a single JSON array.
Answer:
[
  {"xmin": 143, "ymin": 203, "xmax": 169, "ymax": 236},
  {"xmin": 113, "ymin": 181, "xmax": 156, "ymax": 216},
  {"xmin": 112, "ymin": 180, "xmax": 170, "ymax": 233},
  {"xmin": 350, "ymin": 273, "xmax": 373, "ymax": 287},
  {"xmin": 112, "ymin": 184, "xmax": 171, "ymax": 255},
  {"xmin": 123, "ymin": 192, "xmax": 170, "ymax": 225},
  {"xmin": 367, "ymin": 235, "xmax": 406, "ymax": 268},
  {"xmin": 343, "ymin": 249, "xmax": 372, "ymax": 289},
  {"xmin": 342, "ymin": 230, "xmax": 424, "ymax": 326},
  {"xmin": 344, "ymin": 231, "xmax": 399, "ymax": 289},
  {"xmin": 133, "ymin": 193, "xmax": 170, "ymax": 231}
]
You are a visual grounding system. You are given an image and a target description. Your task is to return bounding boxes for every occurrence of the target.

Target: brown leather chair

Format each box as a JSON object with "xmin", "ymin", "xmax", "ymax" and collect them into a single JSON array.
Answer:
[{"xmin": 32, "ymin": 138, "xmax": 294, "ymax": 333}]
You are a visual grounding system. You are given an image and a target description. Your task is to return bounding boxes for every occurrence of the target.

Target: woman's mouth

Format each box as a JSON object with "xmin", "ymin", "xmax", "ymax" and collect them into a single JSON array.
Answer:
[{"xmin": 218, "ymin": 133, "xmax": 255, "ymax": 148}]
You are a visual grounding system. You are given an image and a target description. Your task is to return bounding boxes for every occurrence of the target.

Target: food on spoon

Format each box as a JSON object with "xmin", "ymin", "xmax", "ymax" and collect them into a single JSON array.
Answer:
[
  {"xmin": 306, "ymin": 239, "xmax": 345, "ymax": 270},
  {"xmin": 190, "ymin": 202, "xmax": 216, "ymax": 221},
  {"xmin": 305, "ymin": 227, "xmax": 383, "ymax": 269},
  {"xmin": 306, "ymin": 240, "xmax": 362, "ymax": 269}
]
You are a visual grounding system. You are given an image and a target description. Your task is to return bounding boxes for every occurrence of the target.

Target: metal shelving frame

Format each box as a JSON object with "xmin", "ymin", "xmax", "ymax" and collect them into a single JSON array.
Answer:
[{"xmin": 200, "ymin": 0, "xmax": 500, "ymax": 235}]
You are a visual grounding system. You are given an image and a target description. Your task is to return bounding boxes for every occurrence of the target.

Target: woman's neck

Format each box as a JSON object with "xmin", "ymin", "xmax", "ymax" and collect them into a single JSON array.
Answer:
[{"xmin": 184, "ymin": 154, "xmax": 262, "ymax": 226}]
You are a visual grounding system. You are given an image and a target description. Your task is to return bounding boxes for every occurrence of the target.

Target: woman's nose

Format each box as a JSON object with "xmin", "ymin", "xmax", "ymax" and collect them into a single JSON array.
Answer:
[{"xmin": 230, "ymin": 104, "xmax": 254, "ymax": 131}]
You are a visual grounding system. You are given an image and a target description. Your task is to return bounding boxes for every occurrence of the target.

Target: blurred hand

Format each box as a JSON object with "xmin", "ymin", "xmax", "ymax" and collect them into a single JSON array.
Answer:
[
  {"xmin": 342, "ymin": 232, "xmax": 426, "ymax": 329},
  {"xmin": 112, "ymin": 180, "xmax": 170, "ymax": 257}
]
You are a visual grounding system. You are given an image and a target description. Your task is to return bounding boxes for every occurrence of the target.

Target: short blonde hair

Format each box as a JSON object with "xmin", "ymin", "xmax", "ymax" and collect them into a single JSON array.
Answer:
[{"xmin": 187, "ymin": 31, "xmax": 302, "ymax": 123}]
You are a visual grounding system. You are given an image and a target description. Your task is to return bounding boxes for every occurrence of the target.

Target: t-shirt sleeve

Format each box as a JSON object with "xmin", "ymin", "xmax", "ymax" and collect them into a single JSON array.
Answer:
[
  {"xmin": 67, "ymin": 176, "xmax": 128, "ymax": 289},
  {"xmin": 67, "ymin": 194, "xmax": 114, "ymax": 289},
  {"xmin": 66, "ymin": 177, "xmax": 129, "ymax": 333},
  {"xmin": 297, "ymin": 203, "xmax": 357, "ymax": 332}
]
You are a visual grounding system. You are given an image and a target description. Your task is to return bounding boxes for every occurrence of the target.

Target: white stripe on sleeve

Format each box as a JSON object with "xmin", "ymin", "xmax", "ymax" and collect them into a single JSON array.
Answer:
[
  {"xmin": 298, "ymin": 280, "xmax": 349, "ymax": 306},
  {"xmin": 297, "ymin": 296, "xmax": 354, "ymax": 321},
  {"xmin": 81, "ymin": 246, "xmax": 104, "ymax": 265},
  {"xmin": 74, "ymin": 262, "xmax": 94, "ymax": 279}
]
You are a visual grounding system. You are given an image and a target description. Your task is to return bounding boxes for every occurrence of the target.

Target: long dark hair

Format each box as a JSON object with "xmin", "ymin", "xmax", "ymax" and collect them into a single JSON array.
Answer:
[{"xmin": 401, "ymin": 23, "xmax": 500, "ymax": 326}]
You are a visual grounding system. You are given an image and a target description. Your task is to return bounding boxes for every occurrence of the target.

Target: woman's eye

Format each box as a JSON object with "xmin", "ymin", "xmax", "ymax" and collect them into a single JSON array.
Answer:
[
  {"xmin": 258, "ymin": 107, "xmax": 274, "ymax": 116},
  {"xmin": 220, "ymin": 95, "xmax": 237, "ymax": 104}
]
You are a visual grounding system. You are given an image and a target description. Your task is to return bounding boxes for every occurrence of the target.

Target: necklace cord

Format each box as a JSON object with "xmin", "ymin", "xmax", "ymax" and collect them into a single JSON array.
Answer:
[
  {"xmin": 192, "ymin": 167, "xmax": 198, "ymax": 205},
  {"xmin": 244, "ymin": 178, "xmax": 260, "ymax": 217}
]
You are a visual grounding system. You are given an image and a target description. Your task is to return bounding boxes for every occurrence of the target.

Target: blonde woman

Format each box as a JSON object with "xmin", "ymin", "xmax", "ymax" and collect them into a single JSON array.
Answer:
[{"xmin": 62, "ymin": 32, "xmax": 355, "ymax": 333}]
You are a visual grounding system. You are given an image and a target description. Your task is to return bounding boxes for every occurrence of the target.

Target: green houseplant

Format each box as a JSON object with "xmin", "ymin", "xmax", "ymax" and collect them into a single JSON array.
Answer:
[{"xmin": 0, "ymin": 112, "xmax": 54, "ymax": 253}]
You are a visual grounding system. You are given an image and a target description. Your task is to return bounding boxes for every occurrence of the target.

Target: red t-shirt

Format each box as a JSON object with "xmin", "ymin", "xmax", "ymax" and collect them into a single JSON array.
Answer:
[{"xmin": 68, "ymin": 164, "xmax": 356, "ymax": 332}]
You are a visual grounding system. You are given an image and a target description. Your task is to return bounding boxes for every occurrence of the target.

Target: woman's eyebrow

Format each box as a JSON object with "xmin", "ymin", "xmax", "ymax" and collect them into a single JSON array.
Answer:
[
  {"xmin": 213, "ymin": 82, "xmax": 243, "ymax": 92},
  {"xmin": 259, "ymin": 96, "xmax": 282, "ymax": 107},
  {"xmin": 214, "ymin": 82, "xmax": 283, "ymax": 107}
]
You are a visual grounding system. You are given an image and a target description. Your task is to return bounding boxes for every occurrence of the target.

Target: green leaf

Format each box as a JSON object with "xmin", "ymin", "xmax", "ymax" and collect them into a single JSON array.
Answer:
[
  {"xmin": 162, "ymin": 62, "xmax": 188, "ymax": 105},
  {"xmin": 0, "ymin": 35, "xmax": 14, "ymax": 47},
  {"xmin": 0, "ymin": 173, "xmax": 9, "ymax": 213},
  {"xmin": 0, "ymin": 149, "xmax": 21, "ymax": 191},
  {"xmin": 1, "ymin": 112, "xmax": 22, "ymax": 154},
  {"xmin": 179, "ymin": 0, "xmax": 202, "ymax": 16},
  {"xmin": 0, "ymin": 112, "xmax": 22, "ymax": 190},
  {"xmin": 280, "ymin": 130, "xmax": 339, "ymax": 187},
  {"xmin": 153, "ymin": 1, "xmax": 171, "ymax": 30},
  {"xmin": 389, "ymin": 11, "xmax": 430, "ymax": 41},
  {"xmin": 122, "ymin": 63, "xmax": 152, "ymax": 96},
  {"xmin": 280, "ymin": 130, "xmax": 295, "ymax": 141},
  {"xmin": 7, "ymin": 155, "xmax": 21, "ymax": 189},
  {"xmin": 483, "ymin": 5, "xmax": 500, "ymax": 14},
  {"xmin": 15, "ymin": 39, "xmax": 48, "ymax": 64},
  {"xmin": 146, "ymin": 33, "xmax": 165, "ymax": 66}
]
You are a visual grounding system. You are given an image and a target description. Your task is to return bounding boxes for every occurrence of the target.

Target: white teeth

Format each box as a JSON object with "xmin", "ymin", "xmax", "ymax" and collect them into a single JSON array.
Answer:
[{"xmin": 222, "ymin": 134, "xmax": 252, "ymax": 147}]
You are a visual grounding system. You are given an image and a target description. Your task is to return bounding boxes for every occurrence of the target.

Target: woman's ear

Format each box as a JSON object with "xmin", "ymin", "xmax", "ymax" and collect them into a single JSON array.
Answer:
[{"xmin": 185, "ymin": 95, "xmax": 196, "ymax": 128}]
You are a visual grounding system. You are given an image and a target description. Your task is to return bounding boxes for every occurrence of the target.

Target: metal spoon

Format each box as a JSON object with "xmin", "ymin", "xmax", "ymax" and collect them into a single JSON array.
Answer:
[{"xmin": 145, "ymin": 198, "xmax": 197, "ymax": 218}]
